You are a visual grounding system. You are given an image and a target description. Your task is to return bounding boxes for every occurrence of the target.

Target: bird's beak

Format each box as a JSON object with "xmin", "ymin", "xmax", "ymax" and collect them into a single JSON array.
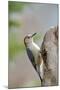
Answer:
[{"xmin": 31, "ymin": 33, "xmax": 37, "ymax": 37}]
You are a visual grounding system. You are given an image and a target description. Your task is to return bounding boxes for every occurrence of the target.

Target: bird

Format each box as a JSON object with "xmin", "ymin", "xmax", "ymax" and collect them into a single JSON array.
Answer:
[{"xmin": 24, "ymin": 33, "xmax": 44, "ymax": 82}]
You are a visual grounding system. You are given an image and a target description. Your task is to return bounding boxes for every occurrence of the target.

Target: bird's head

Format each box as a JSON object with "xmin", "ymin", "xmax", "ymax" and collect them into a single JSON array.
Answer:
[{"xmin": 24, "ymin": 33, "xmax": 37, "ymax": 46}]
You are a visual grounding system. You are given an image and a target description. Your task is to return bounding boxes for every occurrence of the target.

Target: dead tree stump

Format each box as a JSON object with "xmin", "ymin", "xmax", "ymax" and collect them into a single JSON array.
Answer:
[{"xmin": 41, "ymin": 26, "xmax": 58, "ymax": 86}]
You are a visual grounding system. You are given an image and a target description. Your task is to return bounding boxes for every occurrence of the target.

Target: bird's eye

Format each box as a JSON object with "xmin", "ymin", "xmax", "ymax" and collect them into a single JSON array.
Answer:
[{"xmin": 28, "ymin": 37, "xmax": 30, "ymax": 39}]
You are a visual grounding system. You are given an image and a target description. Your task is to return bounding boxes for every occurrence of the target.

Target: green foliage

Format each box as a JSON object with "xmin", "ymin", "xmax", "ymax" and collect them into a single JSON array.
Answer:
[
  {"xmin": 8, "ymin": 1, "xmax": 27, "ymax": 12},
  {"xmin": 8, "ymin": 1, "xmax": 27, "ymax": 28},
  {"xmin": 9, "ymin": 20, "xmax": 21, "ymax": 27},
  {"xmin": 9, "ymin": 40, "xmax": 25, "ymax": 59},
  {"xmin": 34, "ymin": 33, "xmax": 43, "ymax": 41}
]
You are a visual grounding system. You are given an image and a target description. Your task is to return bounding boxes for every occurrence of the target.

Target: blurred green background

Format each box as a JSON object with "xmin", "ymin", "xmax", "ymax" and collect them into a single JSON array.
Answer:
[{"xmin": 9, "ymin": 2, "xmax": 26, "ymax": 59}]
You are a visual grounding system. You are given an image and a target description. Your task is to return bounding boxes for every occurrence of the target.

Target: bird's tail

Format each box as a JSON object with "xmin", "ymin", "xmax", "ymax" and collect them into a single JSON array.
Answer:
[{"xmin": 36, "ymin": 65, "xmax": 43, "ymax": 85}]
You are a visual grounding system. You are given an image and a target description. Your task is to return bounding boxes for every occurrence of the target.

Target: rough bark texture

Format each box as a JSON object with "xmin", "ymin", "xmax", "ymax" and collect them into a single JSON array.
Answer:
[{"xmin": 40, "ymin": 26, "xmax": 58, "ymax": 86}]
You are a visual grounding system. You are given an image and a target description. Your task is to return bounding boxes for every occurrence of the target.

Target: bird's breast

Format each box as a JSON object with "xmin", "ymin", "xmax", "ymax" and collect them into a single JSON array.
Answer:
[{"xmin": 29, "ymin": 43, "xmax": 40, "ymax": 63}]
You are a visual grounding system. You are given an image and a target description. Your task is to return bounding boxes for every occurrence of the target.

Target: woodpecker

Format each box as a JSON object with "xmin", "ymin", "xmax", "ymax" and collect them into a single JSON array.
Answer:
[{"xmin": 24, "ymin": 33, "xmax": 44, "ymax": 82}]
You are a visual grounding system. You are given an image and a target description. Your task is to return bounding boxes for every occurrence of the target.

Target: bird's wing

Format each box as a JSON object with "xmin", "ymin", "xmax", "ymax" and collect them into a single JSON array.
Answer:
[{"xmin": 26, "ymin": 48, "xmax": 36, "ymax": 70}]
